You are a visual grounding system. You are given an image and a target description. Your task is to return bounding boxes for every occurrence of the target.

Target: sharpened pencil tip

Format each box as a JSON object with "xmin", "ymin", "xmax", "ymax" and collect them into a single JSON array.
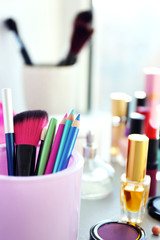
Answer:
[
  {"xmin": 64, "ymin": 113, "xmax": 68, "ymax": 118},
  {"xmin": 70, "ymin": 109, "xmax": 75, "ymax": 115},
  {"xmin": 76, "ymin": 114, "xmax": 80, "ymax": 120}
]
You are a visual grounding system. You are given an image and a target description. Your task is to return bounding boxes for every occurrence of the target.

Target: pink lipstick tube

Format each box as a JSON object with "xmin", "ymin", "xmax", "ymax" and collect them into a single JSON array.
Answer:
[{"xmin": 144, "ymin": 67, "xmax": 160, "ymax": 125}]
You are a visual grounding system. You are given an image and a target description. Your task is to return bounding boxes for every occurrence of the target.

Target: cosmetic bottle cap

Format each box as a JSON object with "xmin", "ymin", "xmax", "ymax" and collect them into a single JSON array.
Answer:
[
  {"xmin": 134, "ymin": 91, "xmax": 146, "ymax": 108},
  {"xmin": 110, "ymin": 92, "xmax": 132, "ymax": 118},
  {"xmin": 126, "ymin": 134, "xmax": 149, "ymax": 182},
  {"xmin": 144, "ymin": 67, "xmax": 160, "ymax": 99},
  {"xmin": 83, "ymin": 130, "xmax": 97, "ymax": 159},
  {"xmin": 129, "ymin": 112, "xmax": 145, "ymax": 134}
]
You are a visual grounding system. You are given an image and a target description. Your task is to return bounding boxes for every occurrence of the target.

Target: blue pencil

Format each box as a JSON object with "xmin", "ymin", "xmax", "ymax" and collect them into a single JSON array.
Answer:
[{"xmin": 57, "ymin": 114, "xmax": 80, "ymax": 172}]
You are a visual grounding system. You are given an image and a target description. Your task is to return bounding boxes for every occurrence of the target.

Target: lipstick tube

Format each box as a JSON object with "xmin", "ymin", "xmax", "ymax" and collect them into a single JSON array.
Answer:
[
  {"xmin": 136, "ymin": 106, "xmax": 150, "ymax": 134},
  {"xmin": 144, "ymin": 67, "xmax": 160, "ymax": 125},
  {"xmin": 146, "ymin": 119, "xmax": 159, "ymax": 197}
]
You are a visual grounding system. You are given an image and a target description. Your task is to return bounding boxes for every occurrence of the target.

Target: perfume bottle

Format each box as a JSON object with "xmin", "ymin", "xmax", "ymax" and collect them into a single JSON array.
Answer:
[
  {"xmin": 81, "ymin": 130, "xmax": 115, "ymax": 200},
  {"xmin": 120, "ymin": 134, "xmax": 151, "ymax": 224},
  {"xmin": 110, "ymin": 92, "xmax": 132, "ymax": 160}
]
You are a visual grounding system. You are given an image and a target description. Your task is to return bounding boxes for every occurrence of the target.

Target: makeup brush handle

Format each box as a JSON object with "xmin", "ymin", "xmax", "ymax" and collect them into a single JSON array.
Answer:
[
  {"xmin": 16, "ymin": 145, "xmax": 36, "ymax": 176},
  {"xmin": 21, "ymin": 47, "xmax": 33, "ymax": 65},
  {"xmin": 57, "ymin": 53, "xmax": 77, "ymax": 66},
  {"xmin": 34, "ymin": 140, "xmax": 44, "ymax": 175},
  {"xmin": 5, "ymin": 133, "xmax": 15, "ymax": 176},
  {"xmin": 15, "ymin": 34, "xmax": 32, "ymax": 65}
]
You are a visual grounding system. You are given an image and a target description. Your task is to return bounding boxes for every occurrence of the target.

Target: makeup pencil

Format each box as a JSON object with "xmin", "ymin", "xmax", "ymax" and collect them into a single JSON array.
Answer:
[
  {"xmin": 45, "ymin": 114, "xmax": 68, "ymax": 174},
  {"xmin": 53, "ymin": 109, "xmax": 75, "ymax": 173},
  {"xmin": 37, "ymin": 118, "xmax": 57, "ymax": 175},
  {"xmin": 34, "ymin": 126, "xmax": 47, "ymax": 175},
  {"xmin": 1, "ymin": 88, "xmax": 15, "ymax": 175},
  {"xmin": 57, "ymin": 113, "xmax": 80, "ymax": 172},
  {"xmin": 14, "ymin": 110, "xmax": 48, "ymax": 176}
]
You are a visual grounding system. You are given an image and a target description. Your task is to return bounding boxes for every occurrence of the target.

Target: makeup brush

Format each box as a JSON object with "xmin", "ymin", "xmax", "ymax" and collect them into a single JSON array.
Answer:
[
  {"xmin": 0, "ymin": 102, "xmax": 6, "ymax": 144},
  {"xmin": 34, "ymin": 126, "xmax": 47, "ymax": 175},
  {"xmin": 14, "ymin": 110, "xmax": 48, "ymax": 176},
  {"xmin": 74, "ymin": 10, "xmax": 92, "ymax": 27},
  {"xmin": 57, "ymin": 22, "xmax": 94, "ymax": 66},
  {"xmin": 4, "ymin": 18, "xmax": 33, "ymax": 65},
  {"xmin": 1, "ymin": 88, "xmax": 15, "ymax": 175}
]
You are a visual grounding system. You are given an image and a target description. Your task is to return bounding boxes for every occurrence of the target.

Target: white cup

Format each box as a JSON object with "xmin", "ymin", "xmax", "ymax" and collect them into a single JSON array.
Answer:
[{"xmin": 22, "ymin": 65, "xmax": 77, "ymax": 115}]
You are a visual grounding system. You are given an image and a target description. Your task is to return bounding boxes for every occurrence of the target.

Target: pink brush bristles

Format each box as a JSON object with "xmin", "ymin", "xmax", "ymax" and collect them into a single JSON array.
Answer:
[{"xmin": 14, "ymin": 110, "xmax": 48, "ymax": 146}]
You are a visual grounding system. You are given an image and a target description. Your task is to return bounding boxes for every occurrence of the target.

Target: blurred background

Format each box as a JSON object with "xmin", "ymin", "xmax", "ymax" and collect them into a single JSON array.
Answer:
[{"xmin": 1, "ymin": 0, "xmax": 160, "ymax": 114}]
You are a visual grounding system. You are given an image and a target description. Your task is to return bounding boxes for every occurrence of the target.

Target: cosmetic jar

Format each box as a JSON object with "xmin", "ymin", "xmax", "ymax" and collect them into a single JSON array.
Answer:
[
  {"xmin": 90, "ymin": 219, "xmax": 145, "ymax": 240},
  {"xmin": 148, "ymin": 196, "xmax": 160, "ymax": 221}
]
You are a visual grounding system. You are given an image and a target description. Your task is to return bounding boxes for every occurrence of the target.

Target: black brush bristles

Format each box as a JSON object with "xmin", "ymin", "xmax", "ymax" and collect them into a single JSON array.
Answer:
[
  {"xmin": 74, "ymin": 10, "xmax": 92, "ymax": 26},
  {"xmin": 4, "ymin": 18, "xmax": 33, "ymax": 65},
  {"xmin": 57, "ymin": 9, "xmax": 93, "ymax": 66},
  {"xmin": 57, "ymin": 23, "xmax": 93, "ymax": 66},
  {"xmin": 70, "ymin": 23, "xmax": 93, "ymax": 56},
  {"xmin": 14, "ymin": 110, "xmax": 48, "ymax": 176},
  {"xmin": 4, "ymin": 18, "xmax": 19, "ymax": 35}
]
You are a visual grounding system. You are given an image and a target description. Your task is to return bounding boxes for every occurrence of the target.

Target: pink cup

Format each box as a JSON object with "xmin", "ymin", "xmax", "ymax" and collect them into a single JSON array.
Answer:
[{"xmin": 0, "ymin": 145, "xmax": 84, "ymax": 240}]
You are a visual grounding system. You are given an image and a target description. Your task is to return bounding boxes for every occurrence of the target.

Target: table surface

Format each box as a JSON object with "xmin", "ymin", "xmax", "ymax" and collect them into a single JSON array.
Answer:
[
  {"xmin": 78, "ymin": 161, "xmax": 160, "ymax": 240},
  {"xmin": 69, "ymin": 111, "xmax": 160, "ymax": 240}
]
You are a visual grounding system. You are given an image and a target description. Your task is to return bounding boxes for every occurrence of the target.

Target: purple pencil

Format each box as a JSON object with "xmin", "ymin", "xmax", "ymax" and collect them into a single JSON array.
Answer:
[{"xmin": 45, "ymin": 114, "xmax": 68, "ymax": 174}]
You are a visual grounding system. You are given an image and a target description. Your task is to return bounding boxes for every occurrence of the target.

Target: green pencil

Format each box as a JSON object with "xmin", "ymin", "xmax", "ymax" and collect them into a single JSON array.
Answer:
[{"xmin": 37, "ymin": 117, "xmax": 57, "ymax": 175}]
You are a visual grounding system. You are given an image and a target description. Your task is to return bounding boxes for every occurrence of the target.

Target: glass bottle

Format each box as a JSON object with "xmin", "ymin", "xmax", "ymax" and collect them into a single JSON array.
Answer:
[
  {"xmin": 120, "ymin": 134, "xmax": 151, "ymax": 224},
  {"xmin": 81, "ymin": 130, "xmax": 115, "ymax": 200},
  {"xmin": 110, "ymin": 92, "xmax": 132, "ymax": 160}
]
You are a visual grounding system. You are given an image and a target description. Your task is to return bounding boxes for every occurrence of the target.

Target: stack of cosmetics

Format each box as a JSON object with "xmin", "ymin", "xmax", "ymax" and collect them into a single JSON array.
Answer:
[
  {"xmin": 90, "ymin": 67, "xmax": 160, "ymax": 240},
  {"xmin": 109, "ymin": 67, "xmax": 160, "ymax": 224}
]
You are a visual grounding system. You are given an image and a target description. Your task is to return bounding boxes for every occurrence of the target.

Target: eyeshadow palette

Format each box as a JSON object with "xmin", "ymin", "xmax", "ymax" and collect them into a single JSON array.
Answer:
[{"xmin": 90, "ymin": 220, "xmax": 145, "ymax": 240}]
